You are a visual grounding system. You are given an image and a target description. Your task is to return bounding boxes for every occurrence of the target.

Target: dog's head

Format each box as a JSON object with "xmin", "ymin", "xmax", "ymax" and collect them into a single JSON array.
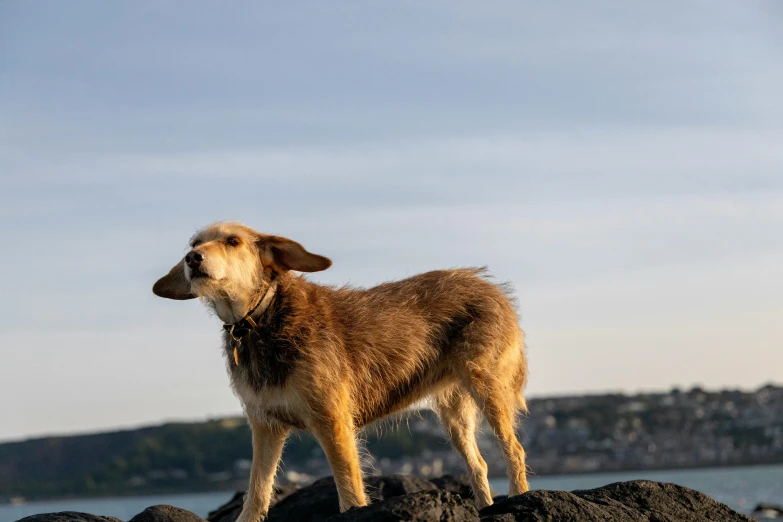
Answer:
[{"xmin": 152, "ymin": 222, "xmax": 331, "ymax": 303}]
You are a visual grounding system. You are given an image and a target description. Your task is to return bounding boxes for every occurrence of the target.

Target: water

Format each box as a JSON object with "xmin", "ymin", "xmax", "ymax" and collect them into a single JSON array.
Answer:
[
  {"xmin": 497, "ymin": 464, "xmax": 783, "ymax": 516},
  {"xmin": 3, "ymin": 464, "xmax": 781, "ymax": 521},
  {"xmin": 0, "ymin": 491, "xmax": 235, "ymax": 522}
]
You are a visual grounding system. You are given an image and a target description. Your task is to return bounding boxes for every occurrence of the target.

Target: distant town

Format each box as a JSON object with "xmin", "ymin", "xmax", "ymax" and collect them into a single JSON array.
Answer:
[
  {"xmin": 387, "ymin": 384, "xmax": 783, "ymax": 480},
  {"xmin": 2, "ymin": 384, "xmax": 782, "ymax": 501}
]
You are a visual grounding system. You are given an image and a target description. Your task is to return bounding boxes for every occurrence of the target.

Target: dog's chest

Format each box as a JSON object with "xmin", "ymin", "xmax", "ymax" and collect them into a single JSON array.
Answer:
[
  {"xmin": 232, "ymin": 376, "xmax": 306, "ymax": 429},
  {"xmin": 224, "ymin": 328, "xmax": 300, "ymax": 390},
  {"xmin": 224, "ymin": 329, "xmax": 307, "ymax": 427}
]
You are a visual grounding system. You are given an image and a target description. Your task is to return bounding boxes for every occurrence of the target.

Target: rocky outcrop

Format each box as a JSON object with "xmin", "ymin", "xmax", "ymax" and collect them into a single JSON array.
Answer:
[
  {"xmin": 17, "ymin": 514, "xmax": 123, "ymax": 522},
  {"xmin": 206, "ymin": 484, "xmax": 299, "ymax": 522},
  {"xmin": 479, "ymin": 480, "xmax": 754, "ymax": 521},
  {"xmin": 331, "ymin": 490, "xmax": 478, "ymax": 522},
  {"xmin": 264, "ymin": 474, "xmax": 440, "ymax": 522},
  {"xmin": 365, "ymin": 474, "xmax": 439, "ymax": 501},
  {"xmin": 17, "ymin": 476, "xmax": 754, "ymax": 522},
  {"xmin": 429, "ymin": 475, "xmax": 482, "ymax": 503},
  {"xmin": 127, "ymin": 505, "xmax": 207, "ymax": 522}
]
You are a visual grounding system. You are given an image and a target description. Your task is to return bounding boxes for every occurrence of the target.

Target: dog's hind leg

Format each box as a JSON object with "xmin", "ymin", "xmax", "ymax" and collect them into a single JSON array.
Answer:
[
  {"xmin": 236, "ymin": 420, "xmax": 289, "ymax": 522},
  {"xmin": 433, "ymin": 386, "xmax": 494, "ymax": 508},
  {"xmin": 465, "ymin": 362, "xmax": 529, "ymax": 497}
]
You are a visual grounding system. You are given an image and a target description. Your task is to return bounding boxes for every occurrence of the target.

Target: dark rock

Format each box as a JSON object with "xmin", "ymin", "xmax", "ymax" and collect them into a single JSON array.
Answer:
[
  {"xmin": 479, "ymin": 480, "xmax": 754, "ymax": 521},
  {"xmin": 330, "ymin": 490, "xmax": 479, "ymax": 522},
  {"xmin": 429, "ymin": 474, "xmax": 499, "ymax": 506},
  {"xmin": 266, "ymin": 474, "xmax": 438, "ymax": 522},
  {"xmin": 479, "ymin": 516, "xmax": 516, "ymax": 522},
  {"xmin": 201, "ymin": 475, "xmax": 755, "ymax": 522},
  {"xmin": 206, "ymin": 484, "xmax": 300, "ymax": 522},
  {"xmin": 264, "ymin": 476, "xmax": 345, "ymax": 522},
  {"xmin": 429, "ymin": 474, "xmax": 473, "ymax": 499},
  {"xmin": 16, "ymin": 513, "xmax": 123, "ymax": 522},
  {"xmin": 206, "ymin": 492, "xmax": 244, "ymax": 522},
  {"xmin": 365, "ymin": 474, "xmax": 438, "ymax": 502},
  {"xmin": 128, "ymin": 505, "xmax": 206, "ymax": 522}
]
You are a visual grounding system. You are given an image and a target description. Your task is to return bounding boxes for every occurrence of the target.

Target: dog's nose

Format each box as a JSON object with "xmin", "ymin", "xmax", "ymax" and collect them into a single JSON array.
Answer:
[{"xmin": 185, "ymin": 250, "xmax": 204, "ymax": 268}]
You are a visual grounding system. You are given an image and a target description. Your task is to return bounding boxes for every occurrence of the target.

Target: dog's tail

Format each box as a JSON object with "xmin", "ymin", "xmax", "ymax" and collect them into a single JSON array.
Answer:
[
  {"xmin": 516, "ymin": 390, "xmax": 529, "ymax": 415},
  {"xmin": 515, "ymin": 332, "xmax": 529, "ymax": 415}
]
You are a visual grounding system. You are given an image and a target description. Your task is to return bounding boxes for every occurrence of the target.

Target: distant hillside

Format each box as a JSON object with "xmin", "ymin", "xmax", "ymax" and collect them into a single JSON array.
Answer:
[
  {"xmin": 0, "ymin": 411, "xmax": 448, "ymax": 500},
  {"xmin": 3, "ymin": 385, "xmax": 782, "ymax": 501}
]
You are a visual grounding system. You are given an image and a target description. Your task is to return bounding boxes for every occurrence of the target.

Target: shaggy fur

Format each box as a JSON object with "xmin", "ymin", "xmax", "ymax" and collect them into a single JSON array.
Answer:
[{"xmin": 153, "ymin": 222, "xmax": 529, "ymax": 521}]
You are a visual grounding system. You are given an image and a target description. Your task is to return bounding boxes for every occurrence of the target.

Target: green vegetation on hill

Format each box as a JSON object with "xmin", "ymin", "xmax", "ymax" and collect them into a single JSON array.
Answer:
[{"xmin": 0, "ymin": 412, "xmax": 448, "ymax": 500}]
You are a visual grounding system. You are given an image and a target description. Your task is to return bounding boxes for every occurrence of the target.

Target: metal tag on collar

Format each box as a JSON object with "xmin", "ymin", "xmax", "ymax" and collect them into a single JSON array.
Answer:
[
  {"xmin": 228, "ymin": 325, "xmax": 242, "ymax": 366},
  {"xmin": 228, "ymin": 324, "xmax": 242, "ymax": 343}
]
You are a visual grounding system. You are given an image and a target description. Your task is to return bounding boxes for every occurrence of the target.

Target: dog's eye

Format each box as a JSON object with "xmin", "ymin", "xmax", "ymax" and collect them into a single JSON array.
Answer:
[
  {"xmin": 191, "ymin": 241, "xmax": 201, "ymax": 248},
  {"xmin": 226, "ymin": 237, "xmax": 240, "ymax": 247}
]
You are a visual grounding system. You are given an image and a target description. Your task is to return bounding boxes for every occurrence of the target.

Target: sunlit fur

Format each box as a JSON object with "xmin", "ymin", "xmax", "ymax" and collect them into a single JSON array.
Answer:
[
  {"xmin": 153, "ymin": 222, "xmax": 530, "ymax": 520},
  {"xmin": 185, "ymin": 222, "xmax": 268, "ymax": 323}
]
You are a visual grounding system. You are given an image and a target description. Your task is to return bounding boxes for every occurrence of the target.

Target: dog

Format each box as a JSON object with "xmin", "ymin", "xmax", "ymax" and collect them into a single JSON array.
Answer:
[{"xmin": 153, "ymin": 222, "xmax": 529, "ymax": 520}]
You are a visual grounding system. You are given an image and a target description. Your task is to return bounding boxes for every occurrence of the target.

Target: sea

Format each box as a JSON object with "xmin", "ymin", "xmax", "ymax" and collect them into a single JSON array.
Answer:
[{"xmin": 3, "ymin": 464, "xmax": 781, "ymax": 522}]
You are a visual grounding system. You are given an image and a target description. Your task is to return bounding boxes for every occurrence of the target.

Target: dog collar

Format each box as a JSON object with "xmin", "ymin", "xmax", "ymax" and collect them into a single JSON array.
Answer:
[{"xmin": 223, "ymin": 279, "xmax": 278, "ymax": 342}]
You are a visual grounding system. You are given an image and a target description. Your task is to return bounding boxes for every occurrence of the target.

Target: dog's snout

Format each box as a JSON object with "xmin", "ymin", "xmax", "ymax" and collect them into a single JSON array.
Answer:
[{"xmin": 185, "ymin": 250, "xmax": 204, "ymax": 268}]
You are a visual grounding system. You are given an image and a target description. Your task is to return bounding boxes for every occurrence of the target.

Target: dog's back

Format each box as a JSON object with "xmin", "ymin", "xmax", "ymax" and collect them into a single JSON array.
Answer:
[{"xmin": 322, "ymin": 268, "xmax": 526, "ymax": 426}]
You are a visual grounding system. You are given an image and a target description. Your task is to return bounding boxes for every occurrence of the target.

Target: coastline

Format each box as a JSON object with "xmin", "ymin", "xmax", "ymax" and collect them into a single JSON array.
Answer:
[
  {"xmin": 2, "ymin": 470, "xmax": 767, "ymax": 521},
  {"xmin": 7, "ymin": 461, "xmax": 783, "ymax": 504}
]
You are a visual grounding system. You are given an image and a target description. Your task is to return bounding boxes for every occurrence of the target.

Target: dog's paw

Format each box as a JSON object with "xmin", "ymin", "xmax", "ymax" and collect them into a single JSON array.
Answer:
[{"xmin": 235, "ymin": 507, "xmax": 266, "ymax": 522}]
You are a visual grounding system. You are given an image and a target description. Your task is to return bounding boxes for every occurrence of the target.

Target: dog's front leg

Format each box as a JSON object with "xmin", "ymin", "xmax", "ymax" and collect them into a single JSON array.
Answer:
[
  {"xmin": 311, "ymin": 414, "xmax": 368, "ymax": 511},
  {"xmin": 236, "ymin": 419, "xmax": 289, "ymax": 522}
]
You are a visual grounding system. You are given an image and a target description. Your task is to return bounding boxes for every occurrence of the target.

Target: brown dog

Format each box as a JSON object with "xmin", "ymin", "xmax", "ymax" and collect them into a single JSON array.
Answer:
[{"xmin": 153, "ymin": 222, "xmax": 529, "ymax": 520}]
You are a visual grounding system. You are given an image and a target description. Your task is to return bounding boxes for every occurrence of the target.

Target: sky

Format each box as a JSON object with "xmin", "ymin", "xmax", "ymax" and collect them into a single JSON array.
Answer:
[{"xmin": 1, "ymin": 1, "xmax": 782, "ymax": 442}]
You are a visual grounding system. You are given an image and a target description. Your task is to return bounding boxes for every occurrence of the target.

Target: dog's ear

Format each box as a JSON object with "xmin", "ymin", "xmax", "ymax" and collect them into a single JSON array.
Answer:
[
  {"xmin": 152, "ymin": 257, "xmax": 196, "ymax": 300},
  {"xmin": 260, "ymin": 236, "xmax": 332, "ymax": 273}
]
